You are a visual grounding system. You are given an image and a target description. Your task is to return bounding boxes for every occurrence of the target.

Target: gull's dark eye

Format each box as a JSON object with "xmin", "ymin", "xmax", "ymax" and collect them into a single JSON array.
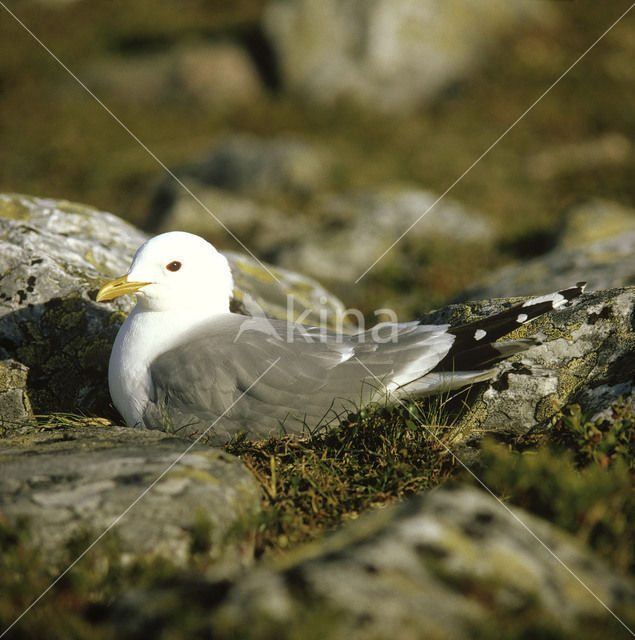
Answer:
[{"xmin": 166, "ymin": 261, "xmax": 182, "ymax": 272}]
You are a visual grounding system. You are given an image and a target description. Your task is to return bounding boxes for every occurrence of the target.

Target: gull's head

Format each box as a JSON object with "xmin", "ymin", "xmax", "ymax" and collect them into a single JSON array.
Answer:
[{"xmin": 96, "ymin": 231, "xmax": 234, "ymax": 313}]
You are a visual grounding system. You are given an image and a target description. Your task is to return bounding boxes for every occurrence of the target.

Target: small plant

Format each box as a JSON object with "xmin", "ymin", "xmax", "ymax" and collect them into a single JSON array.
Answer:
[
  {"xmin": 551, "ymin": 398, "xmax": 634, "ymax": 471},
  {"xmin": 474, "ymin": 439, "xmax": 633, "ymax": 573}
]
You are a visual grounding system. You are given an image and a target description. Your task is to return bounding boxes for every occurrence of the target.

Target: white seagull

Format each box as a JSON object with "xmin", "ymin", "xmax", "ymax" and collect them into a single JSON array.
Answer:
[{"xmin": 97, "ymin": 231, "xmax": 584, "ymax": 444}]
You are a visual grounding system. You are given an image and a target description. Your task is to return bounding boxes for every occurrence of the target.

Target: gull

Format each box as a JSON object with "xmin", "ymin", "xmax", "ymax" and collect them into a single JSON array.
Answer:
[{"xmin": 96, "ymin": 231, "xmax": 584, "ymax": 444}]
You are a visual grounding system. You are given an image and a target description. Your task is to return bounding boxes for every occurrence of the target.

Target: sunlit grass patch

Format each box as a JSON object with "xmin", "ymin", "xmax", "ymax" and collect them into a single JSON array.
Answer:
[{"xmin": 225, "ymin": 396, "xmax": 462, "ymax": 556}]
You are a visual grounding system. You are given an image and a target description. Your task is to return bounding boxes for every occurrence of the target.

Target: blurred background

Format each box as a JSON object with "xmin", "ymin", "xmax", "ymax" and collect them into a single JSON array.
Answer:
[{"xmin": 1, "ymin": 0, "xmax": 634, "ymax": 318}]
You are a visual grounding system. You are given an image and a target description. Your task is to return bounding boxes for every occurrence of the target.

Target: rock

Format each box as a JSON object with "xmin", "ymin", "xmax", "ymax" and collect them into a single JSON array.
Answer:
[
  {"xmin": 226, "ymin": 249, "xmax": 346, "ymax": 329},
  {"xmin": 0, "ymin": 194, "xmax": 347, "ymax": 417},
  {"xmin": 112, "ymin": 486, "xmax": 634, "ymax": 638},
  {"xmin": 152, "ymin": 183, "xmax": 310, "ymax": 259},
  {"xmin": 0, "ymin": 359, "xmax": 32, "ymax": 424},
  {"xmin": 147, "ymin": 134, "xmax": 334, "ymax": 265},
  {"xmin": 558, "ymin": 199, "xmax": 635, "ymax": 249},
  {"xmin": 175, "ymin": 42, "xmax": 264, "ymax": 111},
  {"xmin": 0, "ymin": 194, "xmax": 148, "ymax": 417},
  {"xmin": 263, "ymin": 0, "xmax": 555, "ymax": 113},
  {"xmin": 277, "ymin": 186, "xmax": 495, "ymax": 284},
  {"xmin": 0, "ymin": 421, "xmax": 261, "ymax": 567},
  {"xmin": 86, "ymin": 42, "xmax": 263, "ymax": 111},
  {"xmin": 459, "ymin": 200, "xmax": 635, "ymax": 300},
  {"xmin": 149, "ymin": 134, "xmax": 332, "ymax": 212},
  {"xmin": 419, "ymin": 286, "xmax": 635, "ymax": 439},
  {"xmin": 525, "ymin": 133, "xmax": 631, "ymax": 181}
]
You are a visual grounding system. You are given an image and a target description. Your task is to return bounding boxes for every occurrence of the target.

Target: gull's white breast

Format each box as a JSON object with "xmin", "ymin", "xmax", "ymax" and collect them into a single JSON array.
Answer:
[{"xmin": 108, "ymin": 306, "xmax": 215, "ymax": 427}]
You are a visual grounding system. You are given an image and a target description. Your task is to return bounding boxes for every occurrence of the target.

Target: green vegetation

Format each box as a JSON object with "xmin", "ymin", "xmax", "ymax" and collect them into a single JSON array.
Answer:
[
  {"xmin": 224, "ymin": 397, "xmax": 459, "ymax": 555},
  {"xmin": 223, "ymin": 397, "xmax": 635, "ymax": 567},
  {"xmin": 552, "ymin": 399, "xmax": 635, "ymax": 471},
  {"xmin": 473, "ymin": 398, "xmax": 634, "ymax": 573}
]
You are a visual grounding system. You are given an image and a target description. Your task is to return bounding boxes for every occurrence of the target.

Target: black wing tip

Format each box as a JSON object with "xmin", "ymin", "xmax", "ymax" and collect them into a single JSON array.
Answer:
[
  {"xmin": 561, "ymin": 281, "xmax": 587, "ymax": 302},
  {"xmin": 520, "ymin": 282, "xmax": 586, "ymax": 314},
  {"xmin": 438, "ymin": 282, "xmax": 585, "ymax": 372}
]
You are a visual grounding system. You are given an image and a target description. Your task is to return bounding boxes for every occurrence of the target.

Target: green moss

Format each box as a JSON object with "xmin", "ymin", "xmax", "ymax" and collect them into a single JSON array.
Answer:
[
  {"xmin": 0, "ymin": 517, "xmax": 116, "ymax": 640},
  {"xmin": 210, "ymin": 602, "xmax": 348, "ymax": 640}
]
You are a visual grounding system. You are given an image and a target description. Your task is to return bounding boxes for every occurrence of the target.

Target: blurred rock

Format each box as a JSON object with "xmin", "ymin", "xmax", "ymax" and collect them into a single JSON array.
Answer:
[
  {"xmin": 0, "ymin": 194, "xmax": 346, "ymax": 416},
  {"xmin": 113, "ymin": 485, "xmax": 634, "ymax": 638},
  {"xmin": 153, "ymin": 184, "xmax": 305, "ymax": 257},
  {"xmin": 0, "ymin": 421, "xmax": 261, "ymax": 568},
  {"xmin": 277, "ymin": 186, "xmax": 495, "ymax": 283},
  {"xmin": 459, "ymin": 200, "xmax": 635, "ymax": 300},
  {"xmin": 86, "ymin": 42, "xmax": 263, "ymax": 111},
  {"xmin": 176, "ymin": 43, "xmax": 264, "ymax": 111},
  {"xmin": 558, "ymin": 199, "xmax": 635, "ymax": 248},
  {"xmin": 264, "ymin": 0, "xmax": 555, "ymax": 112},
  {"xmin": 150, "ymin": 134, "xmax": 332, "ymax": 211},
  {"xmin": 526, "ymin": 133, "xmax": 631, "ymax": 181}
]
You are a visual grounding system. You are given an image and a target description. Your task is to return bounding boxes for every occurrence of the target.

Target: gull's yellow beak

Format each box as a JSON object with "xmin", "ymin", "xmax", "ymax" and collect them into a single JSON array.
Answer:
[{"xmin": 96, "ymin": 275, "xmax": 151, "ymax": 302}]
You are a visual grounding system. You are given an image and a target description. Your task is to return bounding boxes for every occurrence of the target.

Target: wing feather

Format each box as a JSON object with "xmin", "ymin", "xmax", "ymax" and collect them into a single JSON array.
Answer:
[{"xmin": 143, "ymin": 314, "xmax": 454, "ymax": 442}]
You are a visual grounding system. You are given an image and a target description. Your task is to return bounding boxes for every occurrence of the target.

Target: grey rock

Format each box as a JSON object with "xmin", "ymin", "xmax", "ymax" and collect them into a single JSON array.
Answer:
[
  {"xmin": 86, "ymin": 42, "xmax": 263, "ymax": 111},
  {"xmin": 558, "ymin": 199, "xmax": 635, "ymax": 249},
  {"xmin": 277, "ymin": 186, "xmax": 495, "ymax": 284},
  {"xmin": 525, "ymin": 133, "xmax": 632, "ymax": 181},
  {"xmin": 113, "ymin": 486, "xmax": 634, "ymax": 638},
  {"xmin": 147, "ymin": 133, "xmax": 334, "ymax": 267},
  {"xmin": 419, "ymin": 286, "xmax": 635, "ymax": 438},
  {"xmin": 0, "ymin": 194, "xmax": 148, "ymax": 417},
  {"xmin": 0, "ymin": 193, "xmax": 346, "ymax": 417},
  {"xmin": 153, "ymin": 183, "xmax": 310, "ymax": 258},
  {"xmin": 226, "ymin": 248, "xmax": 346, "ymax": 329},
  {"xmin": 150, "ymin": 134, "xmax": 332, "ymax": 207},
  {"xmin": 0, "ymin": 359, "xmax": 32, "ymax": 423},
  {"xmin": 0, "ymin": 422, "xmax": 261, "ymax": 567},
  {"xmin": 460, "ymin": 200, "xmax": 635, "ymax": 300},
  {"xmin": 175, "ymin": 43, "xmax": 264, "ymax": 111},
  {"xmin": 264, "ymin": 0, "xmax": 555, "ymax": 113}
]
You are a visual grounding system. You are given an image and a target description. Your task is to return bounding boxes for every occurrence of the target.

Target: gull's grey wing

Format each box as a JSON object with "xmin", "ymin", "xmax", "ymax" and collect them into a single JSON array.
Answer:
[{"xmin": 142, "ymin": 314, "xmax": 455, "ymax": 444}]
